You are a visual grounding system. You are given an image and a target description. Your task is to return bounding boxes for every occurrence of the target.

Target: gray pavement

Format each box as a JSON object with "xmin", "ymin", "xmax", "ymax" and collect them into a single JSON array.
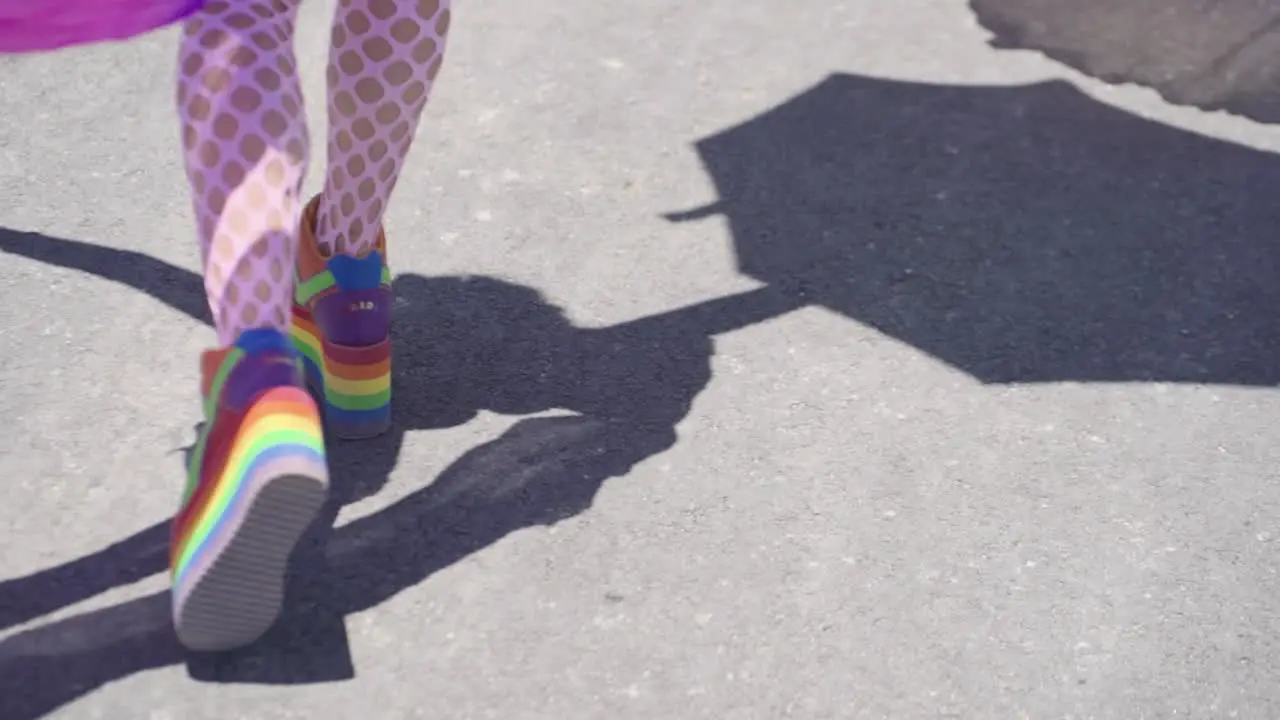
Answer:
[{"xmin": 3, "ymin": 0, "xmax": 1280, "ymax": 717}]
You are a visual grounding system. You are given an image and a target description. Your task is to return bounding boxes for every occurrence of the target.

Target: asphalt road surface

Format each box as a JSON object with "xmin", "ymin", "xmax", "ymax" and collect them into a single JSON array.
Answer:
[{"xmin": 4, "ymin": 1, "xmax": 1280, "ymax": 718}]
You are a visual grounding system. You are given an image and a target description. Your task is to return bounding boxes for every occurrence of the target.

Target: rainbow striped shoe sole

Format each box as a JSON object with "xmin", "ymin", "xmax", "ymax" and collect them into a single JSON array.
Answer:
[
  {"xmin": 290, "ymin": 306, "xmax": 391, "ymax": 439},
  {"xmin": 171, "ymin": 332, "xmax": 328, "ymax": 652},
  {"xmin": 291, "ymin": 245, "xmax": 393, "ymax": 440}
]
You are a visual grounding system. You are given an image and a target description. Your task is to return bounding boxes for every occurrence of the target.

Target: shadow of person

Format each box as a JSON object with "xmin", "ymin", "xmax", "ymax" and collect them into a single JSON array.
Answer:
[
  {"xmin": 0, "ymin": 414, "xmax": 689, "ymax": 718},
  {"xmin": 0, "ymin": 229, "xmax": 799, "ymax": 716},
  {"xmin": 9, "ymin": 69, "xmax": 1270, "ymax": 714},
  {"xmin": 668, "ymin": 73, "xmax": 1280, "ymax": 386}
]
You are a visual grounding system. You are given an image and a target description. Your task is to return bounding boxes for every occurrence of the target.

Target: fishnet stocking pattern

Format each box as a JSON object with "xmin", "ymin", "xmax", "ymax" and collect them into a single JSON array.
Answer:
[
  {"xmin": 317, "ymin": 0, "xmax": 450, "ymax": 256},
  {"xmin": 176, "ymin": 0, "xmax": 451, "ymax": 343},
  {"xmin": 177, "ymin": 0, "xmax": 308, "ymax": 343}
]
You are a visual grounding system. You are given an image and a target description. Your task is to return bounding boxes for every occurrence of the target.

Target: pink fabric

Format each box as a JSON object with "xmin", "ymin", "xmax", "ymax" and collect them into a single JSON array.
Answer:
[{"xmin": 0, "ymin": 0, "xmax": 202, "ymax": 53}]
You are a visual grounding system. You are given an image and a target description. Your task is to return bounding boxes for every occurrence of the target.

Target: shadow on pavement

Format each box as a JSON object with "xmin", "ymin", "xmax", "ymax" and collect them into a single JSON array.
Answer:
[
  {"xmin": 3, "ymin": 70, "xmax": 1280, "ymax": 716},
  {"xmin": 0, "ymin": 232, "xmax": 797, "ymax": 717},
  {"xmin": 670, "ymin": 73, "xmax": 1280, "ymax": 385},
  {"xmin": 968, "ymin": 0, "xmax": 1280, "ymax": 123}
]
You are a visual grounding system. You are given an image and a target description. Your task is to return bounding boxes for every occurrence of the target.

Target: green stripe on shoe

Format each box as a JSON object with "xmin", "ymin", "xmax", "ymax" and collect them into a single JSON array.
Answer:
[
  {"xmin": 295, "ymin": 267, "xmax": 392, "ymax": 305},
  {"xmin": 184, "ymin": 348, "xmax": 245, "ymax": 505},
  {"xmin": 296, "ymin": 271, "xmax": 335, "ymax": 305},
  {"xmin": 325, "ymin": 386, "xmax": 392, "ymax": 412}
]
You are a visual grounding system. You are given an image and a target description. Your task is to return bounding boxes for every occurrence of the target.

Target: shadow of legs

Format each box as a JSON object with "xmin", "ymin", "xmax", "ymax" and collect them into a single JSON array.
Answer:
[
  {"xmin": 0, "ymin": 521, "xmax": 169, "ymax": 632},
  {"xmin": 0, "ymin": 591, "xmax": 183, "ymax": 720}
]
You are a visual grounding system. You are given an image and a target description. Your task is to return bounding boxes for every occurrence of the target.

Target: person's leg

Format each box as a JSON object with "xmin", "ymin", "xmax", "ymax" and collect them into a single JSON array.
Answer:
[
  {"xmin": 180, "ymin": 0, "xmax": 311, "ymax": 342},
  {"xmin": 171, "ymin": 0, "xmax": 328, "ymax": 652},
  {"xmin": 290, "ymin": 0, "xmax": 451, "ymax": 439},
  {"xmin": 319, "ymin": 0, "xmax": 450, "ymax": 257}
]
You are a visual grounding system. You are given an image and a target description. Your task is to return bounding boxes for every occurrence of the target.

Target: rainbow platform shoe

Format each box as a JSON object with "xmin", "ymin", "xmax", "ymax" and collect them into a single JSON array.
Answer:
[
  {"xmin": 170, "ymin": 327, "xmax": 329, "ymax": 651},
  {"xmin": 290, "ymin": 195, "xmax": 393, "ymax": 440}
]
